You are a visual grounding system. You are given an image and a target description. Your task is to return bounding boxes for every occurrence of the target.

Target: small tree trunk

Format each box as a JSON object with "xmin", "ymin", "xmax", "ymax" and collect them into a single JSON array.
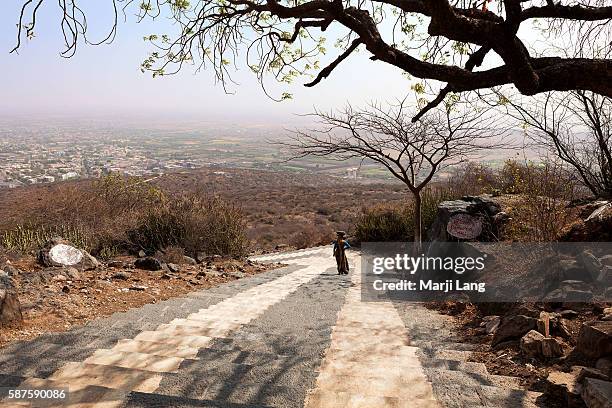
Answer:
[{"xmin": 413, "ymin": 191, "xmax": 422, "ymax": 251}]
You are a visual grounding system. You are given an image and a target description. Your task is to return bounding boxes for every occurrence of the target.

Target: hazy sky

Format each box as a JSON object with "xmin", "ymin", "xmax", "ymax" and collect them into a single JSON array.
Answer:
[{"xmin": 0, "ymin": 2, "xmax": 415, "ymax": 124}]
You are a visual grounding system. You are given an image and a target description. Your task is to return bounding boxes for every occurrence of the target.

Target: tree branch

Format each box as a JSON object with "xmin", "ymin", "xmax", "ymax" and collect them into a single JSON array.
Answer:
[{"xmin": 304, "ymin": 38, "xmax": 362, "ymax": 87}]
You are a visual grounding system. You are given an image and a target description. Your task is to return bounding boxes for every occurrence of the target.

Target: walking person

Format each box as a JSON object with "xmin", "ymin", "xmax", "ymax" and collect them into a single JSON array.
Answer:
[{"xmin": 333, "ymin": 231, "xmax": 350, "ymax": 275}]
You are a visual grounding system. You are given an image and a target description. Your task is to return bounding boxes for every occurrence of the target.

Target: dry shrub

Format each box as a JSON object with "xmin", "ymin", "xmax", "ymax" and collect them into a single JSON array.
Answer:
[
  {"xmin": 444, "ymin": 162, "xmax": 499, "ymax": 196},
  {"xmin": 354, "ymin": 204, "xmax": 412, "ymax": 243},
  {"xmin": 1, "ymin": 224, "xmax": 91, "ymax": 254},
  {"xmin": 354, "ymin": 188, "xmax": 453, "ymax": 243},
  {"xmin": 1, "ymin": 174, "xmax": 163, "ymax": 255},
  {"xmin": 287, "ymin": 224, "xmax": 330, "ymax": 249},
  {"xmin": 1, "ymin": 174, "xmax": 248, "ymax": 258},
  {"xmin": 129, "ymin": 195, "xmax": 248, "ymax": 258},
  {"xmin": 155, "ymin": 246, "xmax": 186, "ymax": 264},
  {"xmin": 501, "ymin": 161, "xmax": 578, "ymax": 241}
]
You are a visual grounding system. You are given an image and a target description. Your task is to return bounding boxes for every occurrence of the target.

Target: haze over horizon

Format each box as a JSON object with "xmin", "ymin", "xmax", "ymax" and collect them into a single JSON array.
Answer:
[{"xmin": 0, "ymin": 2, "xmax": 416, "ymax": 124}]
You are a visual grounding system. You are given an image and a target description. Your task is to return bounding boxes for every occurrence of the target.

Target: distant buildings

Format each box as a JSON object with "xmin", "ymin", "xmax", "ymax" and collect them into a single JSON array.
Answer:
[
  {"xmin": 346, "ymin": 167, "xmax": 358, "ymax": 179},
  {"xmin": 0, "ymin": 127, "xmax": 214, "ymax": 188},
  {"xmin": 61, "ymin": 172, "xmax": 79, "ymax": 181}
]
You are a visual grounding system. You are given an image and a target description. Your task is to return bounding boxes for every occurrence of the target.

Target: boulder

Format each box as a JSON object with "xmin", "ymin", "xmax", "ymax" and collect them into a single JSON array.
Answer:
[
  {"xmin": 429, "ymin": 195, "xmax": 502, "ymax": 241},
  {"xmin": 598, "ymin": 266, "xmax": 612, "ymax": 288},
  {"xmin": 596, "ymin": 358, "xmax": 612, "ymax": 378},
  {"xmin": 521, "ymin": 330, "xmax": 546, "ymax": 358},
  {"xmin": 600, "ymin": 255, "xmax": 612, "ymax": 268},
  {"xmin": 520, "ymin": 330, "xmax": 564, "ymax": 358},
  {"xmin": 560, "ymin": 310, "xmax": 579, "ymax": 319},
  {"xmin": 492, "ymin": 211, "xmax": 511, "ymax": 225},
  {"xmin": 79, "ymin": 251, "xmax": 100, "ymax": 271},
  {"xmin": 492, "ymin": 314, "xmax": 537, "ymax": 346},
  {"xmin": 555, "ymin": 318, "xmax": 572, "ymax": 338},
  {"xmin": 564, "ymin": 290, "xmax": 595, "ymax": 303},
  {"xmin": 557, "ymin": 259, "xmax": 585, "ymax": 281},
  {"xmin": 167, "ymin": 263, "xmax": 180, "ymax": 273},
  {"xmin": 577, "ymin": 321, "xmax": 612, "ymax": 359},
  {"xmin": 561, "ymin": 201, "xmax": 612, "ymax": 242},
  {"xmin": 196, "ymin": 252, "xmax": 209, "ymax": 263},
  {"xmin": 480, "ymin": 315, "xmax": 501, "ymax": 334},
  {"xmin": 1, "ymin": 263, "xmax": 21, "ymax": 277},
  {"xmin": 545, "ymin": 370, "xmax": 583, "ymax": 407},
  {"xmin": 545, "ymin": 280, "xmax": 596, "ymax": 303},
  {"xmin": 562, "ymin": 280, "xmax": 592, "ymax": 291},
  {"xmin": 586, "ymin": 202, "xmax": 612, "ymax": 223},
  {"xmin": 0, "ymin": 275, "xmax": 22, "ymax": 327},
  {"xmin": 107, "ymin": 260, "xmax": 125, "ymax": 268},
  {"xmin": 578, "ymin": 250, "xmax": 604, "ymax": 281},
  {"xmin": 38, "ymin": 238, "xmax": 98, "ymax": 271},
  {"xmin": 541, "ymin": 337, "xmax": 565, "ymax": 358},
  {"xmin": 543, "ymin": 288, "xmax": 566, "ymax": 303},
  {"xmin": 581, "ymin": 378, "xmax": 612, "ymax": 408},
  {"xmin": 134, "ymin": 257, "xmax": 163, "ymax": 271},
  {"xmin": 113, "ymin": 271, "xmax": 131, "ymax": 280},
  {"xmin": 575, "ymin": 367, "xmax": 610, "ymax": 383},
  {"xmin": 183, "ymin": 256, "xmax": 197, "ymax": 265}
]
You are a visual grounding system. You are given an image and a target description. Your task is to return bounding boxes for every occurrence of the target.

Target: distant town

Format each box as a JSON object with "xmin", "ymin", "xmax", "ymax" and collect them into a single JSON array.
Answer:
[
  {"xmin": 0, "ymin": 126, "xmax": 201, "ymax": 188},
  {"xmin": 0, "ymin": 119, "xmax": 514, "ymax": 189}
]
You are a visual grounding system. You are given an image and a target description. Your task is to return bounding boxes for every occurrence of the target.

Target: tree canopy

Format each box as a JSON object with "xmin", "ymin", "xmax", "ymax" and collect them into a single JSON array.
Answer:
[{"xmin": 10, "ymin": 0, "xmax": 612, "ymax": 117}]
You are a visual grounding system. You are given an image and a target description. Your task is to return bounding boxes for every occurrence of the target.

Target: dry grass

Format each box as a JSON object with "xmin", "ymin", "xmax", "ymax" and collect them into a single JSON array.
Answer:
[
  {"xmin": 443, "ymin": 160, "xmax": 582, "ymax": 241},
  {"xmin": 0, "ymin": 161, "xmax": 586, "ymax": 256},
  {"xmin": 0, "ymin": 168, "xmax": 408, "ymax": 253},
  {"xmin": 353, "ymin": 188, "xmax": 455, "ymax": 243},
  {"xmin": 0, "ymin": 174, "xmax": 249, "ymax": 258}
]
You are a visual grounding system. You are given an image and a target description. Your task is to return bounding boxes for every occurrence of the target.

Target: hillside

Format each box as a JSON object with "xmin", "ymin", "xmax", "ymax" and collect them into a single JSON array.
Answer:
[{"xmin": 0, "ymin": 167, "xmax": 407, "ymax": 252}]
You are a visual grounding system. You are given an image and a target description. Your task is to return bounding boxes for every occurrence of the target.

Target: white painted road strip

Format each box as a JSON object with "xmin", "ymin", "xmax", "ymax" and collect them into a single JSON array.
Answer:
[
  {"xmin": 305, "ymin": 254, "xmax": 440, "ymax": 408},
  {"xmin": 5, "ymin": 251, "xmax": 333, "ymax": 407}
]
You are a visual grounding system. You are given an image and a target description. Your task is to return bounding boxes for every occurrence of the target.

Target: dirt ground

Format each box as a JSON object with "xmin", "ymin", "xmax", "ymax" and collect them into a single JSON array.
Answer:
[{"xmin": 0, "ymin": 255, "xmax": 280, "ymax": 348}]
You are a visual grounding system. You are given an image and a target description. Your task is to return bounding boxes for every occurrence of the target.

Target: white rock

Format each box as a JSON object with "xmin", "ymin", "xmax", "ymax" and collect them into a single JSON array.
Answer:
[{"xmin": 49, "ymin": 244, "xmax": 83, "ymax": 266}]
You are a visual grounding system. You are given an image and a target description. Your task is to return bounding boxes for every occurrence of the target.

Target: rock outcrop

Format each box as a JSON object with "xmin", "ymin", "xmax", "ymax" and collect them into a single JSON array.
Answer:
[
  {"xmin": 545, "ymin": 370, "xmax": 583, "ymax": 407},
  {"xmin": 581, "ymin": 378, "xmax": 612, "ymax": 408},
  {"xmin": 428, "ymin": 195, "xmax": 503, "ymax": 241},
  {"xmin": 0, "ymin": 274, "xmax": 22, "ymax": 327},
  {"xmin": 561, "ymin": 200, "xmax": 612, "ymax": 242},
  {"xmin": 134, "ymin": 257, "xmax": 164, "ymax": 271},
  {"xmin": 577, "ymin": 321, "xmax": 612, "ymax": 359},
  {"xmin": 520, "ymin": 330, "xmax": 563, "ymax": 358},
  {"xmin": 492, "ymin": 314, "xmax": 537, "ymax": 346}
]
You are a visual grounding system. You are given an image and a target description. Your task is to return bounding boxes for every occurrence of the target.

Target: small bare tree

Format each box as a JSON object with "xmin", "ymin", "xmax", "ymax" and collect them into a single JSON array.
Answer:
[{"xmin": 280, "ymin": 98, "xmax": 502, "ymax": 244}]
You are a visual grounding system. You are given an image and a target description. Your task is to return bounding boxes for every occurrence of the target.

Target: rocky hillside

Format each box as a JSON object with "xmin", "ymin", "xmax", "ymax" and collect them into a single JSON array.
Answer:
[
  {"xmin": 0, "ymin": 238, "xmax": 276, "ymax": 348},
  {"xmin": 428, "ymin": 195, "xmax": 611, "ymax": 408}
]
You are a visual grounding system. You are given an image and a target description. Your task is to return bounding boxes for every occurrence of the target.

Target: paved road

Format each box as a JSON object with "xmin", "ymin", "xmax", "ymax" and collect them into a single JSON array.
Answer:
[{"xmin": 0, "ymin": 248, "xmax": 542, "ymax": 407}]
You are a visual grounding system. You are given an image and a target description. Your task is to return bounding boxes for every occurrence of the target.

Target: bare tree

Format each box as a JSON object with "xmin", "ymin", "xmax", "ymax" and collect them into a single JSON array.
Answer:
[
  {"xmin": 491, "ymin": 20, "xmax": 612, "ymax": 198},
  {"xmin": 8, "ymin": 1, "xmax": 612, "ymax": 118},
  {"xmin": 499, "ymin": 91, "xmax": 611, "ymax": 198},
  {"xmin": 279, "ymin": 98, "xmax": 502, "ymax": 244}
]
